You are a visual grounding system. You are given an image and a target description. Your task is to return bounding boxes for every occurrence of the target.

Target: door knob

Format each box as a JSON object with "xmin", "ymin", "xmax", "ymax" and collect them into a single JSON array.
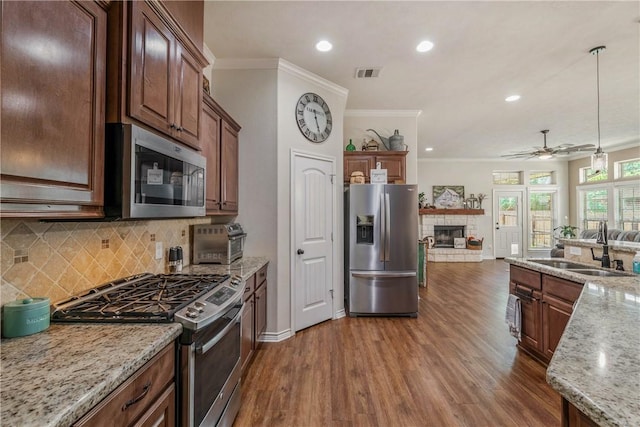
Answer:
[{"xmin": 297, "ymin": 249, "xmax": 304, "ymax": 255}]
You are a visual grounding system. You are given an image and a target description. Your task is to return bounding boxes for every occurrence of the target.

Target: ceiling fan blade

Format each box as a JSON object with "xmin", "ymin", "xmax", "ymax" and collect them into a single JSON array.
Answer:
[
  {"xmin": 501, "ymin": 152, "xmax": 537, "ymax": 159},
  {"xmin": 554, "ymin": 144, "xmax": 596, "ymax": 154}
]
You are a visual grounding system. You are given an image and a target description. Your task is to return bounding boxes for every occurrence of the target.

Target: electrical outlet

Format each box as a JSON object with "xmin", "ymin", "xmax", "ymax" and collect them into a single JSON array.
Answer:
[
  {"xmin": 155, "ymin": 242, "xmax": 163, "ymax": 260},
  {"xmin": 569, "ymin": 246, "xmax": 582, "ymax": 256}
]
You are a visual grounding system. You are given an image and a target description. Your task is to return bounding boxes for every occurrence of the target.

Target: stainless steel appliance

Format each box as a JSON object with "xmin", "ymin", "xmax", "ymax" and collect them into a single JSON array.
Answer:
[
  {"xmin": 192, "ymin": 223, "xmax": 246, "ymax": 265},
  {"xmin": 51, "ymin": 273, "xmax": 244, "ymax": 427},
  {"xmin": 104, "ymin": 123, "xmax": 206, "ymax": 219},
  {"xmin": 344, "ymin": 184, "xmax": 419, "ymax": 316}
]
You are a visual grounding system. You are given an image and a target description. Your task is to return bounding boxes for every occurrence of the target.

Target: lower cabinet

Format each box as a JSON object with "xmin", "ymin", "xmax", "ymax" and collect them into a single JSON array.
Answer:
[
  {"xmin": 73, "ymin": 343, "xmax": 175, "ymax": 427},
  {"xmin": 563, "ymin": 398, "xmax": 600, "ymax": 427},
  {"xmin": 240, "ymin": 263, "xmax": 268, "ymax": 373},
  {"xmin": 509, "ymin": 265, "xmax": 582, "ymax": 365}
]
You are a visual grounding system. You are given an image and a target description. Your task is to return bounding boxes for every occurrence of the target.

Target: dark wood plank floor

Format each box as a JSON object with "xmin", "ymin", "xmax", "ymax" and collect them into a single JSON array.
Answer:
[{"xmin": 234, "ymin": 260, "xmax": 561, "ymax": 426}]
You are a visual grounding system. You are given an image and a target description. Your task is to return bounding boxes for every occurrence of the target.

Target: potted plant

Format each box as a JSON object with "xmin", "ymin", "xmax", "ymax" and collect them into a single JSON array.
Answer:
[
  {"xmin": 554, "ymin": 225, "xmax": 578, "ymax": 239},
  {"xmin": 418, "ymin": 192, "xmax": 426, "ymax": 208}
]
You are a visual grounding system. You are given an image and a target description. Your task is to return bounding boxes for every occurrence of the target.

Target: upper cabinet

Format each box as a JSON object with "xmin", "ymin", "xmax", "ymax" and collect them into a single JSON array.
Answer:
[
  {"xmin": 0, "ymin": 1, "xmax": 107, "ymax": 218},
  {"xmin": 107, "ymin": 0, "xmax": 207, "ymax": 151},
  {"xmin": 344, "ymin": 151, "xmax": 407, "ymax": 184},
  {"xmin": 202, "ymin": 93, "xmax": 241, "ymax": 215}
]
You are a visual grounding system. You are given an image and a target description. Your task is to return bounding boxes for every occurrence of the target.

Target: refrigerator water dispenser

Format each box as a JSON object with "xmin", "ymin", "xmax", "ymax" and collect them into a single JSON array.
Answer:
[{"xmin": 356, "ymin": 215, "xmax": 374, "ymax": 244}]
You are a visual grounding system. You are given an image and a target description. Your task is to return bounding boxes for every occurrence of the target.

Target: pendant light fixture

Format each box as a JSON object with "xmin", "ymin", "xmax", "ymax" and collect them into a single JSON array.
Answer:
[{"xmin": 589, "ymin": 46, "xmax": 607, "ymax": 172}]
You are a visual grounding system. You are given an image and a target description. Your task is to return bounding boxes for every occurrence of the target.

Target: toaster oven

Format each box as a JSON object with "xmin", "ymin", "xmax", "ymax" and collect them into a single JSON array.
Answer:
[{"xmin": 192, "ymin": 223, "xmax": 246, "ymax": 265}]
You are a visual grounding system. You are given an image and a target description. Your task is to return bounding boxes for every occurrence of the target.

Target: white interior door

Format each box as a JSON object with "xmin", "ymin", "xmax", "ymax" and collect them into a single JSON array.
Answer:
[
  {"xmin": 292, "ymin": 152, "xmax": 334, "ymax": 331},
  {"xmin": 494, "ymin": 190, "xmax": 523, "ymax": 258}
]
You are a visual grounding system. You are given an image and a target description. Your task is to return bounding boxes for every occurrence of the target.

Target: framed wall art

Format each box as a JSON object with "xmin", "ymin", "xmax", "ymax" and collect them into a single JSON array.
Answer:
[{"xmin": 433, "ymin": 185, "xmax": 465, "ymax": 209}]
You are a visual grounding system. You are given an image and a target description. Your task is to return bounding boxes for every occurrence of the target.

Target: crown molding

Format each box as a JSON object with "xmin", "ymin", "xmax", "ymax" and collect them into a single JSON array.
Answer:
[
  {"xmin": 345, "ymin": 109, "xmax": 422, "ymax": 118},
  {"xmin": 277, "ymin": 59, "xmax": 349, "ymax": 98},
  {"xmin": 213, "ymin": 58, "xmax": 280, "ymax": 70}
]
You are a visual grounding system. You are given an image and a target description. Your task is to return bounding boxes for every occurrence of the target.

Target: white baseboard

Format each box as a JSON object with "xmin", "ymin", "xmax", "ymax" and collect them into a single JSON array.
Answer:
[
  {"xmin": 258, "ymin": 328, "xmax": 293, "ymax": 343},
  {"xmin": 334, "ymin": 309, "xmax": 346, "ymax": 319}
]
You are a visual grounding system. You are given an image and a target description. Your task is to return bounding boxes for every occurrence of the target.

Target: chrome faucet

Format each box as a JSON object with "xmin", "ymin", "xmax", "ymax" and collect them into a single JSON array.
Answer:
[{"xmin": 591, "ymin": 220, "xmax": 611, "ymax": 268}]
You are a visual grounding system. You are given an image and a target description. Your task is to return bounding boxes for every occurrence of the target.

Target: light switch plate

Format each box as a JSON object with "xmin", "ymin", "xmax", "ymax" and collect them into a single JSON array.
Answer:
[
  {"xmin": 569, "ymin": 246, "xmax": 582, "ymax": 255},
  {"xmin": 155, "ymin": 242, "xmax": 163, "ymax": 259}
]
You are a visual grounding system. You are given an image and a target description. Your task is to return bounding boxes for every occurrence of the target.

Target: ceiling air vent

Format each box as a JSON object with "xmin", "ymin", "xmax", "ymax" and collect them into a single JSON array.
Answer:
[{"xmin": 355, "ymin": 67, "xmax": 381, "ymax": 79}]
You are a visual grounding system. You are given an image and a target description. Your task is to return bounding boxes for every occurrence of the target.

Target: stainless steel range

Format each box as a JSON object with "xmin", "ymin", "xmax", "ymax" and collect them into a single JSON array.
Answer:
[{"xmin": 51, "ymin": 272, "xmax": 245, "ymax": 427}]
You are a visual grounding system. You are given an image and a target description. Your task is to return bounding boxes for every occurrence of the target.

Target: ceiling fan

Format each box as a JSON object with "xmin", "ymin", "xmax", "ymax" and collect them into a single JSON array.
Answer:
[{"xmin": 502, "ymin": 130, "xmax": 595, "ymax": 160}]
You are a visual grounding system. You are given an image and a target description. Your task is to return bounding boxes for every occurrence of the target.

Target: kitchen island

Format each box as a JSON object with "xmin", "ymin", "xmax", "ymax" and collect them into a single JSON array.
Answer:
[{"xmin": 506, "ymin": 258, "xmax": 640, "ymax": 427}]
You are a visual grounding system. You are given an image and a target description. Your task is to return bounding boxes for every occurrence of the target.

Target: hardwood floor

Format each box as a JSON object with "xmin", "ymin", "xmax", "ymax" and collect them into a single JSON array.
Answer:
[{"xmin": 234, "ymin": 260, "xmax": 561, "ymax": 426}]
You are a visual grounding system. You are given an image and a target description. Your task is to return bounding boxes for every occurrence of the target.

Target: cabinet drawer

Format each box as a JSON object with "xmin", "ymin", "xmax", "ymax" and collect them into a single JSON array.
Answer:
[
  {"xmin": 74, "ymin": 344, "xmax": 175, "ymax": 427},
  {"xmin": 543, "ymin": 275, "xmax": 582, "ymax": 303},
  {"xmin": 510, "ymin": 265, "xmax": 541, "ymax": 290},
  {"xmin": 257, "ymin": 264, "xmax": 268, "ymax": 286},
  {"xmin": 243, "ymin": 274, "xmax": 256, "ymax": 301}
]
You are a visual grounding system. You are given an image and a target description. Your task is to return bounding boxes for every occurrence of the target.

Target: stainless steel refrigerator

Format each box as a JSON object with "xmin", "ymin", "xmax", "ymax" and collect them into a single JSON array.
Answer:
[{"xmin": 344, "ymin": 184, "xmax": 419, "ymax": 317}]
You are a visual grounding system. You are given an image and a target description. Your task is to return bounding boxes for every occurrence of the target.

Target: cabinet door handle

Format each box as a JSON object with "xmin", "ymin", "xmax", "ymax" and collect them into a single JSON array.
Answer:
[
  {"xmin": 176, "ymin": 126, "xmax": 183, "ymax": 132},
  {"xmin": 122, "ymin": 381, "xmax": 151, "ymax": 411},
  {"xmin": 170, "ymin": 123, "xmax": 176, "ymax": 129}
]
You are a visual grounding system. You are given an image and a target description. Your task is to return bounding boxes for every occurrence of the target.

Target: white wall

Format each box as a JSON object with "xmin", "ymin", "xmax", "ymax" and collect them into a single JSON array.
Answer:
[
  {"xmin": 211, "ymin": 58, "xmax": 348, "ymax": 339},
  {"xmin": 344, "ymin": 111, "xmax": 420, "ymax": 184},
  {"xmin": 417, "ymin": 158, "xmax": 570, "ymax": 258}
]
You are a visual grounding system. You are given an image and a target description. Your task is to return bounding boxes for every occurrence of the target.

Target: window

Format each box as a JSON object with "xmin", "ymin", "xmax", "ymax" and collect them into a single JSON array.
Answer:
[
  {"xmin": 529, "ymin": 192, "xmax": 555, "ymax": 248},
  {"xmin": 617, "ymin": 185, "xmax": 640, "ymax": 230},
  {"xmin": 615, "ymin": 158, "xmax": 640, "ymax": 180},
  {"xmin": 579, "ymin": 166, "xmax": 608, "ymax": 183},
  {"xmin": 493, "ymin": 171, "xmax": 522, "ymax": 185},
  {"xmin": 580, "ymin": 188, "xmax": 608, "ymax": 230},
  {"xmin": 529, "ymin": 171, "xmax": 554, "ymax": 185}
]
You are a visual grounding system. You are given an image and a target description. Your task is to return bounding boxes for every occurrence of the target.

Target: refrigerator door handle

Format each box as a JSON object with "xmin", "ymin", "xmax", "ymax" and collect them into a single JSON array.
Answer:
[
  {"xmin": 351, "ymin": 271, "xmax": 417, "ymax": 279},
  {"xmin": 379, "ymin": 192, "xmax": 385, "ymax": 262},
  {"xmin": 384, "ymin": 192, "xmax": 391, "ymax": 261}
]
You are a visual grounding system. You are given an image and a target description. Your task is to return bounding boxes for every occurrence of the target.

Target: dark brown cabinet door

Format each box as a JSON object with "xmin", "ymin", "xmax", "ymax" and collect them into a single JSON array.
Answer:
[
  {"xmin": 542, "ymin": 294, "xmax": 573, "ymax": 359},
  {"xmin": 255, "ymin": 281, "xmax": 267, "ymax": 342},
  {"xmin": 376, "ymin": 154, "xmax": 406, "ymax": 183},
  {"xmin": 202, "ymin": 98, "xmax": 221, "ymax": 212},
  {"xmin": 220, "ymin": 121, "xmax": 239, "ymax": 212},
  {"xmin": 344, "ymin": 154, "xmax": 373, "ymax": 183},
  {"xmin": 133, "ymin": 384, "xmax": 176, "ymax": 427},
  {"xmin": 511, "ymin": 283, "xmax": 543, "ymax": 354},
  {"xmin": 129, "ymin": 0, "xmax": 174, "ymax": 135},
  {"xmin": 173, "ymin": 42, "xmax": 202, "ymax": 149},
  {"xmin": 1, "ymin": 0, "xmax": 106, "ymax": 218},
  {"xmin": 241, "ymin": 297, "xmax": 255, "ymax": 372},
  {"xmin": 343, "ymin": 152, "xmax": 407, "ymax": 184}
]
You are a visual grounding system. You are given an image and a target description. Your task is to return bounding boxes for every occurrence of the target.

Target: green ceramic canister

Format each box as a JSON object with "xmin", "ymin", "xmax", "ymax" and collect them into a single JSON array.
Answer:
[{"xmin": 2, "ymin": 297, "xmax": 51, "ymax": 338}]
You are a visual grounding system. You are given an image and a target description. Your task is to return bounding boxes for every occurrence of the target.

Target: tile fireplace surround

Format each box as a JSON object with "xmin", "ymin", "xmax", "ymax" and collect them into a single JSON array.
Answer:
[{"xmin": 420, "ymin": 214, "xmax": 482, "ymax": 262}]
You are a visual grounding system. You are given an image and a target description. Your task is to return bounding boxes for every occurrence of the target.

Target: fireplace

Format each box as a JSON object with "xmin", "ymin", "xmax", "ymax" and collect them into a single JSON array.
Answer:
[{"xmin": 434, "ymin": 225, "xmax": 465, "ymax": 248}]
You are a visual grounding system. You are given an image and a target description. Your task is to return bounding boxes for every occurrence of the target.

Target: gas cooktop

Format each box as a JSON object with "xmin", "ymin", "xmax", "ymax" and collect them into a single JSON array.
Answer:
[{"xmin": 51, "ymin": 273, "xmax": 234, "ymax": 324}]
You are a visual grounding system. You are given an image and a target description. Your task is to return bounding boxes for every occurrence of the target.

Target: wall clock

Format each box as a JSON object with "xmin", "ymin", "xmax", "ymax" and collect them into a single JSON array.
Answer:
[{"xmin": 295, "ymin": 92, "xmax": 332, "ymax": 143}]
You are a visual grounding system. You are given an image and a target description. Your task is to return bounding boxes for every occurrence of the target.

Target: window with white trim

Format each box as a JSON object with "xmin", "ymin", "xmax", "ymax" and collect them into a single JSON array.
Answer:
[
  {"xmin": 579, "ymin": 166, "xmax": 608, "ymax": 183},
  {"xmin": 616, "ymin": 185, "xmax": 640, "ymax": 231},
  {"xmin": 580, "ymin": 187, "xmax": 608, "ymax": 230},
  {"xmin": 614, "ymin": 158, "xmax": 640, "ymax": 180},
  {"xmin": 529, "ymin": 191, "xmax": 555, "ymax": 248},
  {"xmin": 493, "ymin": 171, "xmax": 522, "ymax": 185},
  {"xmin": 529, "ymin": 171, "xmax": 554, "ymax": 185}
]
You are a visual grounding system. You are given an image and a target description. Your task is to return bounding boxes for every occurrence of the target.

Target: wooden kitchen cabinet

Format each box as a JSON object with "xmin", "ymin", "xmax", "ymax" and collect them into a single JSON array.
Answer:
[
  {"xmin": 563, "ymin": 398, "xmax": 600, "ymax": 427},
  {"xmin": 241, "ymin": 263, "xmax": 268, "ymax": 373},
  {"xmin": 107, "ymin": 0, "xmax": 208, "ymax": 150},
  {"xmin": 0, "ymin": 0, "xmax": 107, "ymax": 218},
  {"xmin": 74, "ymin": 343, "xmax": 176, "ymax": 427},
  {"xmin": 202, "ymin": 92, "xmax": 241, "ymax": 215},
  {"xmin": 344, "ymin": 151, "xmax": 407, "ymax": 183},
  {"xmin": 509, "ymin": 265, "xmax": 582, "ymax": 365}
]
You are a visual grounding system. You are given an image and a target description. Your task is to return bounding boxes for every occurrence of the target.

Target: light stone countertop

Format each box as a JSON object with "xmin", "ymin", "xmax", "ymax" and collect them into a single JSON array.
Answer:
[
  {"xmin": 559, "ymin": 238, "xmax": 640, "ymax": 254},
  {"xmin": 0, "ymin": 323, "xmax": 182, "ymax": 427},
  {"xmin": 0, "ymin": 257, "xmax": 269, "ymax": 427},
  {"xmin": 505, "ymin": 257, "xmax": 640, "ymax": 427}
]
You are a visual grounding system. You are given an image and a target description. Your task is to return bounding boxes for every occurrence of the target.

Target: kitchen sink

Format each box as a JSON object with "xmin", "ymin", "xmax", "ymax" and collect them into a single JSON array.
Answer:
[
  {"xmin": 527, "ymin": 259, "xmax": 589, "ymax": 269},
  {"xmin": 565, "ymin": 269, "xmax": 633, "ymax": 277}
]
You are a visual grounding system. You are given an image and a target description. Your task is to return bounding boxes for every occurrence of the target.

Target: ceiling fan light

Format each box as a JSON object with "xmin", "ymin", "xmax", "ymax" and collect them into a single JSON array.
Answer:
[
  {"xmin": 538, "ymin": 153, "xmax": 553, "ymax": 160},
  {"xmin": 591, "ymin": 149, "xmax": 608, "ymax": 171}
]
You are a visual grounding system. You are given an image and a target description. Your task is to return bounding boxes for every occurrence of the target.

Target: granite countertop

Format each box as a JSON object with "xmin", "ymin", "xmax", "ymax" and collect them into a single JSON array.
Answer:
[
  {"xmin": 0, "ymin": 257, "xmax": 269, "ymax": 427},
  {"xmin": 559, "ymin": 238, "xmax": 640, "ymax": 254},
  {"xmin": 0, "ymin": 323, "xmax": 182, "ymax": 427},
  {"xmin": 505, "ymin": 257, "xmax": 640, "ymax": 427}
]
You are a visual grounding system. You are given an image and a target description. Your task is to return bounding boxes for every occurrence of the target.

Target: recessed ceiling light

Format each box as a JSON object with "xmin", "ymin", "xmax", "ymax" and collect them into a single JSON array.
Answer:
[
  {"xmin": 316, "ymin": 40, "xmax": 332, "ymax": 52},
  {"xmin": 425, "ymin": 147, "xmax": 434, "ymax": 152},
  {"xmin": 505, "ymin": 95, "xmax": 521, "ymax": 102},
  {"xmin": 416, "ymin": 40, "xmax": 434, "ymax": 53}
]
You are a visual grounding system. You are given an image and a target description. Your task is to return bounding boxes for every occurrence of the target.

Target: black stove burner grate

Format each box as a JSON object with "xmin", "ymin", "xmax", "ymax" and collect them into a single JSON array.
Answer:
[{"xmin": 51, "ymin": 273, "xmax": 230, "ymax": 323}]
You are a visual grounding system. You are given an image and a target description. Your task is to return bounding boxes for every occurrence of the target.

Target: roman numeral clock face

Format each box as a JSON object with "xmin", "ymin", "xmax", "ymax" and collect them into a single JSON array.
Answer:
[{"xmin": 295, "ymin": 93, "xmax": 332, "ymax": 143}]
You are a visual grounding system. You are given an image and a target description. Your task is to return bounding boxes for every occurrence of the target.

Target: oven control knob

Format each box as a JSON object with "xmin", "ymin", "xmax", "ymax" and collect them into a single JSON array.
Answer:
[
  {"xmin": 194, "ymin": 301, "xmax": 206, "ymax": 312},
  {"xmin": 186, "ymin": 308, "xmax": 199, "ymax": 318},
  {"xmin": 230, "ymin": 277, "xmax": 241, "ymax": 287}
]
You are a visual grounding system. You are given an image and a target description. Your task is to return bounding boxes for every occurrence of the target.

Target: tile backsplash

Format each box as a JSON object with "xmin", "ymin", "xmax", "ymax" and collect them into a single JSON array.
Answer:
[{"xmin": 1, "ymin": 218, "xmax": 210, "ymax": 305}]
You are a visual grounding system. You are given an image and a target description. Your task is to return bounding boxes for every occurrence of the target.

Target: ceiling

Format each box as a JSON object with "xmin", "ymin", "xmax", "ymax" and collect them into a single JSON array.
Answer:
[{"xmin": 203, "ymin": 1, "xmax": 640, "ymax": 159}]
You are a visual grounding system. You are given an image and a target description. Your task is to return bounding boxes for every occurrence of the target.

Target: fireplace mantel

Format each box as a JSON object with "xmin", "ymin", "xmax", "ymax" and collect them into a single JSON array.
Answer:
[{"xmin": 419, "ymin": 209, "xmax": 484, "ymax": 215}]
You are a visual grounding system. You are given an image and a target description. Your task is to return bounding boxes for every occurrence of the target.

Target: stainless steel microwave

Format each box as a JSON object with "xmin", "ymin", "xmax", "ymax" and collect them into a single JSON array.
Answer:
[{"xmin": 104, "ymin": 124, "xmax": 206, "ymax": 219}]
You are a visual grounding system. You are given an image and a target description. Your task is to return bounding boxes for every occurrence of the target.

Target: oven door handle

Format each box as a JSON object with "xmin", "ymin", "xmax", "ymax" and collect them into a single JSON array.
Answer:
[{"xmin": 196, "ymin": 304, "xmax": 243, "ymax": 355}]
